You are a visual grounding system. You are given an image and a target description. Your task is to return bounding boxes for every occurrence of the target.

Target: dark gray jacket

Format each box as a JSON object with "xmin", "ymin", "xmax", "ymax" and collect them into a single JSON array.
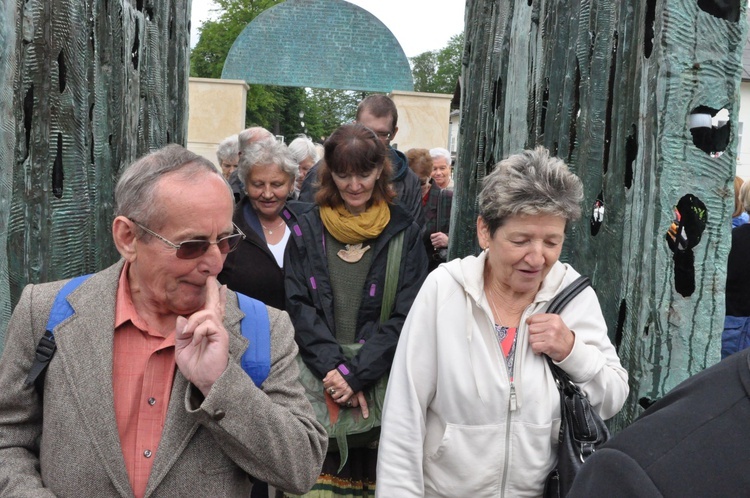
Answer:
[{"xmin": 284, "ymin": 202, "xmax": 427, "ymax": 393}]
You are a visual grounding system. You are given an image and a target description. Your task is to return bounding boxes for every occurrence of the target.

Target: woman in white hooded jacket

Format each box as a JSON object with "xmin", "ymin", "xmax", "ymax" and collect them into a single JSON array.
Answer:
[{"xmin": 376, "ymin": 146, "xmax": 628, "ymax": 497}]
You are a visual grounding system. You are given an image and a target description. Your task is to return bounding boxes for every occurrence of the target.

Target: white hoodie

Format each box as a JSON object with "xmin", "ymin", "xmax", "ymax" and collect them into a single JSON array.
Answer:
[{"xmin": 376, "ymin": 252, "xmax": 629, "ymax": 497}]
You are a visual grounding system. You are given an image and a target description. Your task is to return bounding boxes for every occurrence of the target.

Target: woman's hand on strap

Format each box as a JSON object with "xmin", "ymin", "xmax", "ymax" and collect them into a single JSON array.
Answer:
[
  {"xmin": 526, "ymin": 313, "xmax": 575, "ymax": 362},
  {"xmin": 323, "ymin": 369, "xmax": 369, "ymax": 418}
]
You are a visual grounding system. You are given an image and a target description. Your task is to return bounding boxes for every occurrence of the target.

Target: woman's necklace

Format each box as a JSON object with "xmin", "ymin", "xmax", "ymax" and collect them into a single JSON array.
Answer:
[
  {"xmin": 260, "ymin": 219, "xmax": 285, "ymax": 235},
  {"xmin": 486, "ymin": 286, "xmax": 519, "ymax": 332}
]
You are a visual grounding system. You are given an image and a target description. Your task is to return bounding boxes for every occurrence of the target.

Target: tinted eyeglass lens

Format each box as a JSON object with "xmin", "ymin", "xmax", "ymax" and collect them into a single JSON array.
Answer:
[
  {"xmin": 176, "ymin": 241, "xmax": 210, "ymax": 260},
  {"xmin": 224, "ymin": 233, "xmax": 243, "ymax": 252},
  {"xmin": 175, "ymin": 234, "xmax": 244, "ymax": 260}
]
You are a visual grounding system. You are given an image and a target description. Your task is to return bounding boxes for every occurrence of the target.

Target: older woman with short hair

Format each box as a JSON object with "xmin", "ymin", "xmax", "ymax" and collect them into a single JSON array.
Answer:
[
  {"xmin": 377, "ymin": 146, "xmax": 629, "ymax": 497},
  {"xmin": 285, "ymin": 123, "xmax": 428, "ymax": 496},
  {"xmin": 218, "ymin": 138, "xmax": 298, "ymax": 310},
  {"xmin": 288, "ymin": 135, "xmax": 320, "ymax": 198},
  {"xmin": 216, "ymin": 134, "xmax": 240, "ymax": 180}
]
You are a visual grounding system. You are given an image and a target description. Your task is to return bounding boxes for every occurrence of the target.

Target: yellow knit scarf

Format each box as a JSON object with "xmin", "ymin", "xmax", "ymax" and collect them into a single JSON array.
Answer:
[{"xmin": 319, "ymin": 202, "xmax": 391, "ymax": 244}]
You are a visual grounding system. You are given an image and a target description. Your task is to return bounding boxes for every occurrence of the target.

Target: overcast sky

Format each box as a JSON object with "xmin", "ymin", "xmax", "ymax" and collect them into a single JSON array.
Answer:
[{"xmin": 189, "ymin": 0, "xmax": 466, "ymax": 58}]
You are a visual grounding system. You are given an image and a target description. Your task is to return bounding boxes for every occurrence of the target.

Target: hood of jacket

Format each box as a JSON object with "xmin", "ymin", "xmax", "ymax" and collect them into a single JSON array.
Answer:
[
  {"xmin": 389, "ymin": 147, "xmax": 409, "ymax": 182},
  {"xmin": 441, "ymin": 251, "xmax": 579, "ymax": 309}
]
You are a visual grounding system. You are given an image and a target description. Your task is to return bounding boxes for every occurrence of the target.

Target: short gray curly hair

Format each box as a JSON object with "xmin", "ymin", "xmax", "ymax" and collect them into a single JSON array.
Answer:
[
  {"xmin": 238, "ymin": 140, "xmax": 298, "ymax": 187},
  {"xmin": 478, "ymin": 146, "xmax": 583, "ymax": 235}
]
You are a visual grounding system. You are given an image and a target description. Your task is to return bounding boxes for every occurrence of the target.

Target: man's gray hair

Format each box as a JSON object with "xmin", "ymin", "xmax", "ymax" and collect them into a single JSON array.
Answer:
[
  {"xmin": 238, "ymin": 140, "xmax": 298, "ymax": 187},
  {"xmin": 429, "ymin": 147, "xmax": 452, "ymax": 165},
  {"xmin": 478, "ymin": 146, "xmax": 584, "ymax": 235},
  {"xmin": 216, "ymin": 134, "xmax": 239, "ymax": 164},
  {"xmin": 288, "ymin": 135, "xmax": 319, "ymax": 165},
  {"xmin": 115, "ymin": 144, "xmax": 230, "ymax": 229}
]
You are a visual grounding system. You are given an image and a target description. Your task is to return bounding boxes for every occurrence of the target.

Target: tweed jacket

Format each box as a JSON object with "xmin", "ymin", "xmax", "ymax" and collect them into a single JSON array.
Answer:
[{"xmin": 0, "ymin": 260, "xmax": 327, "ymax": 497}]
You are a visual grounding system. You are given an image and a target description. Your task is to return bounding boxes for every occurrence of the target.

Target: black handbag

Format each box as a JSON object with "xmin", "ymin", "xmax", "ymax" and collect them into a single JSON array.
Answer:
[{"xmin": 543, "ymin": 276, "xmax": 611, "ymax": 498}]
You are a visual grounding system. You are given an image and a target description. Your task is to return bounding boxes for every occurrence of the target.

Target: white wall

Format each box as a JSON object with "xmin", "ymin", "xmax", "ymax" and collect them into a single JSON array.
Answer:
[{"xmin": 737, "ymin": 80, "xmax": 750, "ymax": 180}]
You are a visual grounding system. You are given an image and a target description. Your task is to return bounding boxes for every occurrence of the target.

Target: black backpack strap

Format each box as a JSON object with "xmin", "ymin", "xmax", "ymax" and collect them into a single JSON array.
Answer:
[{"xmin": 25, "ymin": 274, "xmax": 93, "ymax": 389}]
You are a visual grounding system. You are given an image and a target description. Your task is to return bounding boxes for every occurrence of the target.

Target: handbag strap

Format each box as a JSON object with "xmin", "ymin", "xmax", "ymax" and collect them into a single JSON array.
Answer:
[
  {"xmin": 545, "ymin": 276, "xmax": 591, "ymax": 315},
  {"xmin": 544, "ymin": 275, "xmax": 591, "ymax": 383},
  {"xmin": 380, "ymin": 230, "xmax": 405, "ymax": 323}
]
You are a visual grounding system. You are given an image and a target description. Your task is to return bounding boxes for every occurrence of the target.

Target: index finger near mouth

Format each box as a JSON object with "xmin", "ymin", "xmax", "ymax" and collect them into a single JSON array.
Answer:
[{"xmin": 203, "ymin": 275, "xmax": 222, "ymax": 313}]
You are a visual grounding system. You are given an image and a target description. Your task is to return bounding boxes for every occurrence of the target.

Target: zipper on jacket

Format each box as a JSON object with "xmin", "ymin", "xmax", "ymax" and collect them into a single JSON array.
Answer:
[{"xmin": 500, "ymin": 383, "xmax": 514, "ymax": 498}]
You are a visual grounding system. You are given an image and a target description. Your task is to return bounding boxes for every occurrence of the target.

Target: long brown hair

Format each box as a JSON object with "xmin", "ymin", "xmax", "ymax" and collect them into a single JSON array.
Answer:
[{"xmin": 315, "ymin": 124, "xmax": 396, "ymax": 208}]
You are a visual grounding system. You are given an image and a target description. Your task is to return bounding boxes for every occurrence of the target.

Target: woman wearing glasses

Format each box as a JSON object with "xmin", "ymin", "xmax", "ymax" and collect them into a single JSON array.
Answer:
[
  {"xmin": 285, "ymin": 124, "xmax": 428, "ymax": 496},
  {"xmin": 218, "ymin": 134, "xmax": 298, "ymax": 311}
]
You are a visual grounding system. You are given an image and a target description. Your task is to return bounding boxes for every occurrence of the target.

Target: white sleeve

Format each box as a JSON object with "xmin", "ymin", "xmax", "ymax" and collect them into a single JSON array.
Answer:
[
  {"xmin": 554, "ymin": 286, "xmax": 630, "ymax": 420},
  {"xmin": 376, "ymin": 274, "xmax": 440, "ymax": 497}
]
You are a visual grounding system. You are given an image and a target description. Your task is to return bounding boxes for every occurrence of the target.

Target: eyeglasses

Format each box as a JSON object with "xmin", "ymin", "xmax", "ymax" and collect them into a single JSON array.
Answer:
[
  {"xmin": 374, "ymin": 131, "xmax": 392, "ymax": 140},
  {"xmin": 420, "ymin": 178, "xmax": 430, "ymax": 186},
  {"xmin": 130, "ymin": 219, "xmax": 246, "ymax": 260}
]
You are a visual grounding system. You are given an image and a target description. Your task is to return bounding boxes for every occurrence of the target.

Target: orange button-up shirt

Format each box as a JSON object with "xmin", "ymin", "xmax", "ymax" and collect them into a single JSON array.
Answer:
[{"xmin": 113, "ymin": 263, "xmax": 176, "ymax": 498}]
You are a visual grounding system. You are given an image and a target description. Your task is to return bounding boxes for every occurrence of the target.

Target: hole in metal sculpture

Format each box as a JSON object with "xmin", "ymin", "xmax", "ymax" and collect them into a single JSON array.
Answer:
[
  {"xmin": 540, "ymin": 81, "xmax": 549, "ymax": 136},
  {"xmin": 689, "ymin": 106, "xmax": 730, "ymax": 157},
  {"xmin": 590, "ymin": 193, "xmax": 604, "ymax": 236},
  {"xmin": 665, "ymin": 194, "xmax": 708, "ymax": 297},
  {"xmin": 638, "ymin": 397, "xmax": 656, "ymax": 410},
  {"xmin": 625, "ymin": 124, "xmax": 637, "ymax": 189},
  {"xmin": 131, "ymin": 19, "xmax": 140, "ymax": 70},
  {"xmin": 52, "ymin": 133, "xmax": 64, "ymax": 199},
  {"xmin": 57, "ymin": 50, "xmax": 67, "ymax": 93},
  {"xmin": 568, "ymin": 61, "xmax": 581, "ymax": 162},
  {"xmin": 603, "ymin": 31, "xmax": 618, "ymax": 175},
  {"xmin": 492, "ymin": 76, "xmax": 503, "ymax": 111},
  {"xmin": 697, "ymin": 0, "xmax": 741, "ymax": 22},
  {"xmin": 23, "ymin": 85, "xmax": 34, "ymax": 155},
  {"xmin": 644, "ymin": 0, "xmax": 657, "ymax": 58},
  {"xmin": 615, "ymin": 299, "xmax": 626, "ymax": 351}
]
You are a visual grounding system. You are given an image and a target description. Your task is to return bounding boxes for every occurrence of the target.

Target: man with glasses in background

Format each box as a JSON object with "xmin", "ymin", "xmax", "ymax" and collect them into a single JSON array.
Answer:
[
  {"xmin": 299, "ymin": 94, "xmax": 424, "ymax": 226},
  {"xmin": 0, "ymin": 144, "xmax": 326, "ymax": 497}
]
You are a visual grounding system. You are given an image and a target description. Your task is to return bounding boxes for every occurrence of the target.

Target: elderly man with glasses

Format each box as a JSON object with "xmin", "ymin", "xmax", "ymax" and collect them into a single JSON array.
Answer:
[{"xmin": 0, "ymin": 144, "xmax": 327, "ymax": 498}]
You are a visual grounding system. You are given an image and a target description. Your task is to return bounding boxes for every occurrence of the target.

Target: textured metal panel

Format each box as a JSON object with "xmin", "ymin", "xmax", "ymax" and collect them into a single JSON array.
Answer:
[
  {"xmin": 221, "ymin": 0, "xmax": 414, "ymax": 92},
  {"xmin": 0, "ymin": 0, "xmax": 190, "ymax": 350},
  {"xmin": 0, "ymin": 0, "xmax": 18, "ymax": 350},
  {"xmin": 455, "ymin": 0, "xmax": 747, "ymax": 428}
]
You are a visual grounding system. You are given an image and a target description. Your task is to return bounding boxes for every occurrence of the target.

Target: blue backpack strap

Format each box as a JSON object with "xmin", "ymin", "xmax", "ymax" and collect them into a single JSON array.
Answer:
[
  {"xmin": 235, "ymin": 292, "xmax": 271, "ymax": 388},
  {"xmin": 26, "ymin": 274, "xmax": 94, "ymax": 388}
]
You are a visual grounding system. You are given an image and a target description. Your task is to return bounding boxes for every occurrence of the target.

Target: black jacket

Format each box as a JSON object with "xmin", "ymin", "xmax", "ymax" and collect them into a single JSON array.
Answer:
[
  {"xmin": 219, "ymin": 197, "xmax": 305, "ymax": 310},
  {"xmin": 298, "ymin": 148, "xmax": 424, "ymax": 227},
  {"xmin": 284, "ymin": 202, "xmax": 428, "ymax": 393},
  {"xmin": 568, "ymin": 349, "xmax": 750, "ymax": 497},
  {"xmin": 726, "ymin": 223, "xmax": 750, "ymax": 316}
]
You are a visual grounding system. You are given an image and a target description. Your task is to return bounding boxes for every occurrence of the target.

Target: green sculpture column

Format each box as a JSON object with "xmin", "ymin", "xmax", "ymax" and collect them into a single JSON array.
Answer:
[
  {"xmin": 0, "ymin": 0, "xmax": 191, "ymax": 351},
  {"xmin": 455, "ymin": 0, "xmax": 747, "ymax": 428}
]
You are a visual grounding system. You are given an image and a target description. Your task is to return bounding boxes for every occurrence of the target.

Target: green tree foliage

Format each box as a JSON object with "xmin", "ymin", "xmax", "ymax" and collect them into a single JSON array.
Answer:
[
  {"xmin": 190, "ymin": 0, "xmax": 283, "ymax": 79},
  {"xmin": 410, "ymin": 33, "xmax": 464, "ymax": 95},
  {"xmin": 190, "ymin": 0, "xmax": 307, "ymax": 138},
  {"xmin": 303, "ymin": 89, "xmax": 365, "ymax": 142}
]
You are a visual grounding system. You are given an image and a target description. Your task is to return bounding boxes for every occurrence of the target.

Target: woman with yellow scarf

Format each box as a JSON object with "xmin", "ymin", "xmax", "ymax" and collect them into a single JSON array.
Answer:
[{"xmin": 284, "ymin": 124, "xmax": 428, "ymax": 497}]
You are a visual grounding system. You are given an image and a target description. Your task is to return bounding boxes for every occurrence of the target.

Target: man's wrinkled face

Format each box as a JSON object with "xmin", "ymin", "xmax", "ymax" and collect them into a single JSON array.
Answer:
[{"xmin": 128, "ymin": 170, "xmax": 234, "ymax": 316}]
